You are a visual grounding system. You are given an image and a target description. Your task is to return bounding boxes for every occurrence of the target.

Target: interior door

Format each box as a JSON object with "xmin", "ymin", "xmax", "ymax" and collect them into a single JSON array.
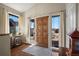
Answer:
[{"xmin": 36, "ymin": 16, "xmax": 48, "ymax": 48}]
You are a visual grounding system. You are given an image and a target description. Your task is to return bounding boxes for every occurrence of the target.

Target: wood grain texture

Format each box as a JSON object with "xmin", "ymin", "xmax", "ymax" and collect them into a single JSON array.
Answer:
[
  {"xmin": 11, "ymin": 43, "xmax": 33, "ymax": 56},
  {"xmin": 36, "ymin": 16, "xmax": 48, "ymax": 48}
]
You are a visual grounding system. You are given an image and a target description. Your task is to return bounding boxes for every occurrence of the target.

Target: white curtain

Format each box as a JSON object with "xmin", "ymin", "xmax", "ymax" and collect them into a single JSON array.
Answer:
[
  {"xmin": 0, "ymin": 6, "xmax": 7, "ymax": 34},
  {"xmin": 66, "ymin": 3, "xmax": 77, "ymax": 48}
]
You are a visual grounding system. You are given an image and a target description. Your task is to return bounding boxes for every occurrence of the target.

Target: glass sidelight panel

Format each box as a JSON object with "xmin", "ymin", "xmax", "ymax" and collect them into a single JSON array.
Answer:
[
  {"xmin": 52, "ymin": 15, "xmax": 60, "ymax": 48},
  {"xmin": 30, "ymin": 19, "xmax": 35, "ymax": 36},
  {"xmin": 52, "ymin": 15, "xmax": 60, "ymax": 31},
  {"xmin": 30, "ymin": 19, "xmax": 36, "ymax": 44}
]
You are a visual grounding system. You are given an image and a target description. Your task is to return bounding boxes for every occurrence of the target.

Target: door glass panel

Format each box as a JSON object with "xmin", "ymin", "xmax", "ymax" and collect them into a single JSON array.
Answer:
[
  {"xmin": 30, "ymin": 19, "xmax": 36, "ymax": 44},
  {"xmin": 30, "ymin": 19, "xmax": 35, "ymax": 36},
  {"xmin": 52, "ymin": 15, "xmax": 60, "ymax": 48}
]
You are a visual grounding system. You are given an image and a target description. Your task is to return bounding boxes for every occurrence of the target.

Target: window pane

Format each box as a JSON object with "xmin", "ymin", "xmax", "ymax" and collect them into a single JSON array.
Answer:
[
  {"xmin": 30, "ymin": 22, "xmax": 35, "ymax": 28},
  {"xmin": 52, "ymin": 16, "xmax": 60, "ymax": 29},
  {"xmin": 9, "ymin": 14, "xmax": 19, "ymax": 34},
  {"xmin": 30, "ymin": 19, "xmax": 35, "ymax": 29}
]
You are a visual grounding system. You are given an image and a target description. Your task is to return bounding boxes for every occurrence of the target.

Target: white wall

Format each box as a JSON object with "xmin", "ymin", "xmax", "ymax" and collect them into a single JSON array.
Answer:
[
  {"xmin": 24, "ymin": 3, "xmax": 65, "ymax": 44},
  {"xmin": 0, "ymin": 3, "xmax": 22, "ymax": 34},
  {"xmin": 25, "ymin": 3, "xmax": 65, "ymax": 17},
  {"xmin": 23, "ymin": 15, "xmax": 30, "ymax": 43},
  {"xmin": 0, "ymin": 4, "xmax": 22, "ymax": 56},
  {"xmin": 0, "ymin": 4, "xmax": 21, "ymax": 15}
]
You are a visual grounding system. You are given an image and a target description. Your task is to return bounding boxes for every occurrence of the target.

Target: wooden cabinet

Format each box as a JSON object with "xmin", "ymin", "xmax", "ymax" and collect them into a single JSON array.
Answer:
[
  {"xmin": 36, "ymin": 16, "xmax": 48, "ymax": 48},
  {"xmin": 68, "ymin": 29, "xmax": 79, "ymax": 56}
]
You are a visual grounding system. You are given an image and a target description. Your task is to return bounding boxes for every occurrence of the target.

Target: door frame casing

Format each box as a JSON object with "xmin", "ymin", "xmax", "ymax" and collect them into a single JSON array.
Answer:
[
  {"xmin": 29, "ymin": 18, "xmax": 37, "ymax": 45},
  {"xmin": 48, "ymin": 11, "xmax": 65, "ymax": 49},
  {"xmin": 29, "ymin": 11, "xmax": 65, "ymax": 48}
]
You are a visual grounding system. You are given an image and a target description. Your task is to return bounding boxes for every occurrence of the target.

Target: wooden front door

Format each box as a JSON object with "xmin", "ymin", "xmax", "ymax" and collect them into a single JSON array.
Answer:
[
  {"xmin": 36, "ymin": 18, "xmax": 43, "ymax": 45},
  {"xmin": 36, "ymin": 16, "xmax": 48, "ymax": 48}
]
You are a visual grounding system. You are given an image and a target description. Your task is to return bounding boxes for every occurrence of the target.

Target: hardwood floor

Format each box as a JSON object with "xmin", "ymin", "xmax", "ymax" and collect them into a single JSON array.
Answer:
[
  {"xmin": 11, "ymin": 43, "xmax": 33, "ymax": 56},
  {"xmin": 11, "ymin": 43, "xmax": 59, "ymax": 56}
]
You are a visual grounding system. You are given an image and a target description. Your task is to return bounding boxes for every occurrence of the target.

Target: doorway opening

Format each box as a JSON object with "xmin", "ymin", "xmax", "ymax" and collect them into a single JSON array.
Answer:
[
  {"xmin": 30, "ymin": 19, "xmax": 36, "ymax": 45},
  {"xmin": 51, "ymin": 15, "xmax": 60, "ymax": 50}
]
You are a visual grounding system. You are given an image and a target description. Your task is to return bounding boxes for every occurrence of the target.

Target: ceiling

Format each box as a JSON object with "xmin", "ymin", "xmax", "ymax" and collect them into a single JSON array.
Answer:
[{"xmin": 3, "ymin": 3, "xmax": 37, "ymax": 13}]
